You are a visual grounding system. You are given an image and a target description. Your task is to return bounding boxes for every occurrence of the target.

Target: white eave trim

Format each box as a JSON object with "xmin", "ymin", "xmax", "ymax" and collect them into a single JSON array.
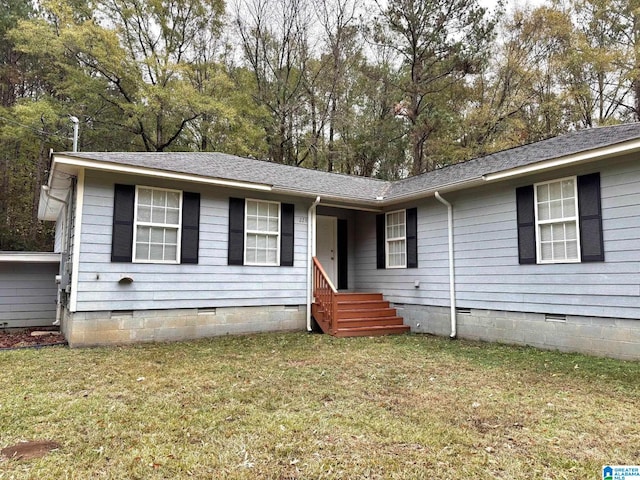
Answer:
[
  {"xmin": 0, "ymin": 252, "xmax": 61, "ymax": 263},
  {"xmin": 269, "ymin": 187, "xmax": 386, "ymax": 208},
  {"xmin": 53, "ymin": 155, "xmax": 273, "ymax": 192},
  {"xmin": 482, "ymin": 138, "xmax": 640, "ymax": 182},
  {"xmin": 51, "ymin": 137, "xmax": 640, "ymax": 209}
]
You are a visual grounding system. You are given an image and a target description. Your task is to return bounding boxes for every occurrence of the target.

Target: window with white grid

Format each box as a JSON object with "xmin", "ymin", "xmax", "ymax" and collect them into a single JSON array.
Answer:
[
  {"xmin": 535, "ymin": 177, "xmax": 580, "ymax": 263},
  {"xmin": 386, "ymin": 210, "xmax": 406, "ymax": 268},
  {"xmin": 133, "ymin": 186, "xmax": 182, "ymax": 263},
  {"xmin": 245, "ymin": 199, "xmax": 280, "ymax": 265}
]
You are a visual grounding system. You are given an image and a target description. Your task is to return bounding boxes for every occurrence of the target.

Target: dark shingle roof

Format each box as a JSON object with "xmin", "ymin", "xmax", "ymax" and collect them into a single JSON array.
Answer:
[
  {"xmin": 63, "ymin": 151, "xmax": 389, "ymax": 202},
  {"xmin": 386, "ymin": 122, "xmax": 640, "ymax": 200},
  {"xmin": 62, "ymin": 123, "xmax": 640, "ymax": 205}
]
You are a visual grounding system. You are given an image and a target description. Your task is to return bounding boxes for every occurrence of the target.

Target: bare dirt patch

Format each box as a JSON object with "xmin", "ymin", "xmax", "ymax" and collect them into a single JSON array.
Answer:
[
  {"xmin": 0, "ymin": 328, "xmax": 66, "ymax": 349},
  {"xmin": 1, "ymin": 440, "xmax": 61, "ymax": 460}
]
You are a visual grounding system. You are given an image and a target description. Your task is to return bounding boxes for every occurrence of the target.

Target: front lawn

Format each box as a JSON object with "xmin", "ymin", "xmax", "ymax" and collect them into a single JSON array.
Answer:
[{"xmin": 0, "ymin": 333, "xmax": 638, "ymax": 479}]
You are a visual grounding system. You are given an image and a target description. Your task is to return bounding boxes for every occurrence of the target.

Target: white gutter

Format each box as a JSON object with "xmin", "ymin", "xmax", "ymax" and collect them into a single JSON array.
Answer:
[
  {"xmin": 316, "ymin": 202, "xmax": 383, "ymax": 213},
  {"xmin": 434, "ymin": 191, "xmax": 456, "ymax": 339},
  {"xmin": 0, "ymin": 252, "xmax": 61, "ymax": 263},
  {"xmin": 306, "ymin": 196, "xmax": 321, "ymax": 331}
]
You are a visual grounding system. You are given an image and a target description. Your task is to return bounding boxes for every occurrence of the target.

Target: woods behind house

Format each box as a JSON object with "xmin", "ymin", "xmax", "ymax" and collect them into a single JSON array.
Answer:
[{"xmin": 2, "ymin": 0, "xmax": 639, "ymax": 250}]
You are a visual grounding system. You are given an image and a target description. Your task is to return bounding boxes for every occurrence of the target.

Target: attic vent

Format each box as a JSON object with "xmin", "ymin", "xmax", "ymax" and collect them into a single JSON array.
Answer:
[
  {"xmin": 545, "ymin": 313, "xmax": 567, "ymax": 323},
  {"xmin": 456, "ymin": 308, "xmax": 471, "ymax": 315}
]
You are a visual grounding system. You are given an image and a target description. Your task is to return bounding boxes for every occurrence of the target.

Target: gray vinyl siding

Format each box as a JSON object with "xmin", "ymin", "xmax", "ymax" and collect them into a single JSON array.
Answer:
[
  {"xmin": 353, "ymin": 201, "xmax": 451, "ymax": 306},
  {"xmin": 0, "ymin": 262, "xmax": 59, "ymax": 327},
  {"xmin": 74, "ymin": 170, "xmax": 309, "ymax": 312},
  {"xmin": 354, "ymin": 155, "xmax": 640, "ymax": 320},
  {"xmin": 452, "ymin": 158, "xmax": 640, "ymax": 319}
]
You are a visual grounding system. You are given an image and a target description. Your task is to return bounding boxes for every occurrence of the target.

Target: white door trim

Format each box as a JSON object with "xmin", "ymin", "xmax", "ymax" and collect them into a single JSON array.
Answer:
[{"xmin": 316, "ymin": 215, "xmax": 338, "ymax": 286}]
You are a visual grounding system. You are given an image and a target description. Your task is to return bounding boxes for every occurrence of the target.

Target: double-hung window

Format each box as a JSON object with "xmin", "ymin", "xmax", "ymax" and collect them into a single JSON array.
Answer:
[
  {"xmin": 244, "ymin": 199, "xmax": 280, "ymax": 265},
  {"xmin": 517, "ymin": 173, "xmax": 603, "ymax": 265},
  {"xmin": 376, "ymin": 208, "xmax": 418, "ymax": 269},
  {"xmin": 111, "ymin": 184, "xmax": 199, "ymax": 264},
  {"xmin": 534, "ymin": 177, "xmax": 580, "ymax": 263},
  {"xmin": 133, "ymin": 186, "xmax": 182, "ymax": 263},
  {"xmin": 386, "ymin": 210, "xmax": 407, "ymax": 268}
]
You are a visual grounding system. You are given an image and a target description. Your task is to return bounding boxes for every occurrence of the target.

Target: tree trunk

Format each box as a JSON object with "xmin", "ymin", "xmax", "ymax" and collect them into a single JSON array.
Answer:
[
  {"xmin": 410, "ymin": 131, "xmax": 425, "ymax": 176},
  {"xmin": 310, "ymin": 91, "xmax": 318, "ymax": 169},
  {"xmin": 29, "ymin": 142, "xmax": 47, "ymax": 246},
  {"xmin": 328, "ymin": 97, "xmax": 337, "ymax": 172},
  {"xmin": 633, "ymin": 11, "xmax": 640, "ymax": 121}
]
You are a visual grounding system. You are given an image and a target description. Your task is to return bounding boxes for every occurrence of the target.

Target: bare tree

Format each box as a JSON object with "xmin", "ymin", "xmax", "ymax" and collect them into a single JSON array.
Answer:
[
  {"xmin": 370, "ymin": 0, "xmax": 497, "ymax": 174},
  {"xmin": 236, "ymin": 0, "xmax": 311, "ymax": 164},
  {"xmin": 312, "ymin": 0, "xmax": 361, "ymax": 171}
]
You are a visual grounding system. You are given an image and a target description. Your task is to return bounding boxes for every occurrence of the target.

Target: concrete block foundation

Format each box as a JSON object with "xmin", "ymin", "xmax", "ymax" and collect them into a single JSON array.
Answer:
[
  {"xmin": 61, "ymin": 305, "xmax": 306, "ymax": 347},
  {"xmin": 395, "ymin": 303, "xmax": 640, "ymax": 361}
]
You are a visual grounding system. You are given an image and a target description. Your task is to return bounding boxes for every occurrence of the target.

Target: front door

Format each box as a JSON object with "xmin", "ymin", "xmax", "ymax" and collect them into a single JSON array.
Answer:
[{"xmin": 317, "ymin": 215, "xmax": 338, "ymax": 287}]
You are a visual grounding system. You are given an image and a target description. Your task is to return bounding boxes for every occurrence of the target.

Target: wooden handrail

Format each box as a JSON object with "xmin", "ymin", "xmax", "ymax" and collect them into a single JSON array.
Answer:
[
  {"xmin": 312, "ymin": 257, "xmax": 337, "ymax": 293},
  {"xmin": 312, "ymin": 257, "xmax": 338, "ymax": 334}
]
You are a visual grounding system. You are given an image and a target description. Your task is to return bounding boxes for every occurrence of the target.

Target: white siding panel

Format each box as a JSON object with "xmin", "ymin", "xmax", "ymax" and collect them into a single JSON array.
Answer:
[{"xmin": 75, "ymin": 171, "xmax": 309, "ymax": 312}]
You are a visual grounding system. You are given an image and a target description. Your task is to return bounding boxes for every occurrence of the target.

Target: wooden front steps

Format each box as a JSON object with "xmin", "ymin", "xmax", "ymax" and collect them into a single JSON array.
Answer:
[{"xmin": 312, "ymin": 292, "xmax": 410, "ymax": 337}]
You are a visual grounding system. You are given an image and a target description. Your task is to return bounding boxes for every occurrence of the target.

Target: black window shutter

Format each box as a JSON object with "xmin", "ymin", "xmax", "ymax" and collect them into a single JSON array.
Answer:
[
  {"xmin": 578, "ymin": 173, "xmax": 604, "ymax": 262},
  {"xmin": 516, "ymin": 185, "xmax": 536, "ymax": 264},
  {"xmin": 406, "ymin": 207, "xmax": 418, "ymax": 268},
  {"xmin": 337, "ymin": 219, "xmax": 348, "ymax": 289},
  {"xmin": 376, "ymin": 214, "xmax": 385, "ymax": 269},
  {"xmin": 111, "ymin": 184, "xmax": 135, "ymax": 262},
  {"xmin": 181, "ymin": 192, "xmax": 200, "ymax": 264},
  {"xmin": 280, "ymin": 203, "xmax": 295, "ymax": 266},
  {"xmin": 228, "ymin": 197, "xmax": 245, "ymax": 265}
]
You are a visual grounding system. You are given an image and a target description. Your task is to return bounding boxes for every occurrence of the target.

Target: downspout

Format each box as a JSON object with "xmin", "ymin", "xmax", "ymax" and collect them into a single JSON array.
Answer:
[
  {"xmin": 434, "ymin": 191, "xmax": 457, "ymax": 339},
  {"xmin": 306, "ymin": 196, "xmax": 321, "ymax": 331},
  {"xmin": 42, "ymin": 185, "xmax": 69, "ymax": 206}
]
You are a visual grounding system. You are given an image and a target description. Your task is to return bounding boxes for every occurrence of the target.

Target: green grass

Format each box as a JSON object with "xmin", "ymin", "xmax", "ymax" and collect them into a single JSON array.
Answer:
[{"xmin": 1, "ymin": 333, "xmax": 638, "ymax": 479}]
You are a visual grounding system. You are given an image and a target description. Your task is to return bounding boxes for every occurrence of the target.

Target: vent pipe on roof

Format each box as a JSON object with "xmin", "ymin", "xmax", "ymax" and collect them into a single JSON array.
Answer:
[
  {"xmin": 435, "ymin": 191, "xmax": 457, "ymax": 339},
  {"xmin": 69, "ymin": 116, "xmax": 79, "ymax": 152}
]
